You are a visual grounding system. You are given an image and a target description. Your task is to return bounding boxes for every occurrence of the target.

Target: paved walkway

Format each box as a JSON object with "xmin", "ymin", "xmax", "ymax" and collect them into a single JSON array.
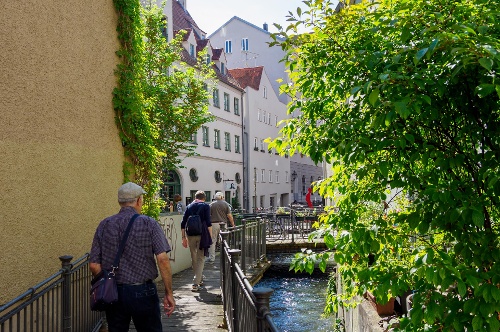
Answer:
[{"xmin": 155, "ymin": 255, "xmax": 226, "ymax": 331}]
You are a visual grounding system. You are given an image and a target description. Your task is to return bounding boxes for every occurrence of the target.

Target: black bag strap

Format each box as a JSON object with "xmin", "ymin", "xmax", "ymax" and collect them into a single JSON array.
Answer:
[
  {"xmin": 111, "ymin": 213, "xmax": 139, "ymax": 274},
  {"xmin": 191, "ymin": 203, "xmax": 202, "ymax": 216}
]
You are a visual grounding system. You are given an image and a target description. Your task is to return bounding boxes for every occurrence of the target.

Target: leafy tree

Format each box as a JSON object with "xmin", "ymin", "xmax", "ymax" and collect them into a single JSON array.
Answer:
[
  {"xmin": 113, "ymin": 1, "xmax": 214, "ymax": 217},
  {"xmin": 270, "ymin": 0, "xmax": 500, "ymax": 330}
]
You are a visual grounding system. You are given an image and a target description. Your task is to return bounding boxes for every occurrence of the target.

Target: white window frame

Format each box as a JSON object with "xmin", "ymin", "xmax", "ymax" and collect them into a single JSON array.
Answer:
[
  {"xmin": 235, "ymin": 135, "xmax": 240, "ymax": 153},
  {"xmin": 261, "ymin": 169, "xmax": 265, "ymax": 182},
  {"xmin": 234, "ymin": 97, "xmax": 240, "ymax": 115},
  {"xmin": 224, "ymin": 132, "xmax": 231, "ymax": 151},
  {"xmin": 269, "ymin": 170, "xmax": 273, "ymax": 183},
  {"xmin": 202, "ymin": 126, "xmax": 209, "ymax": 146},
  {"xmin": 241, "ymin": 38, "xmax": 249, "ymax": 51},
  {"xmin": 263, "ymin": 86, "xmax": 267, "ymax": 99},
  {"xmin": 224, "ymin": 92, "xmax": 230, "ymax": 111},
  {"xmin": 254, "ymin": 137, "xmax": 258, "ymax": 150},
  {"xmin": 285, "ymin": 171, "xmax": 289, "ymax": 183},
  {"xmin": 213, "ymin": 89, "xmax": 220, "ymax": 107},
  {"xmin": 189, "ymin": 44, "xmax": 195, "ymax": 57},
  {"xmin": 225, "ymin": 40, "xmax": 232, "ymax": 53},
  {"xmin": 260, "ymin": 139, "xmax": 264, "ymax": 151},
  {"xmin": 214, "ymin": 129, "xmax": 221, "ymax": 149},
  {"xmin": 276, "ymin": 171, "xmax": 279, "ymax": 183}
]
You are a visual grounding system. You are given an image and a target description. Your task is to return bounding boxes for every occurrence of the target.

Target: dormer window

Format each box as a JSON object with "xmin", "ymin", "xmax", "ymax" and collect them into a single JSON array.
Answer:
[
  {"xmin": 205, "ymin": 54, "xmax": 211, "ymax": 64},
  {"xmin": 189, "ymin": 44, "xmax": 195, "ymax": 57},
  {"xmin": 220, "ymin": 63, "xmax": 225, "ymax": 74}
]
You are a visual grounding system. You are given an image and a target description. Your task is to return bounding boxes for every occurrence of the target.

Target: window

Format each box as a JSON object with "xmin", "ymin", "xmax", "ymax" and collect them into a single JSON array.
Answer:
[
  {"xmin": 260, "ymin": 139, "xmax": 264, "ymax": 151},
  {"xmin": 235, "ymin": 135, "xmax": 240, "ymax": 153},
  {"xmin": 263, "ymin": 111, "xmax": 267, "ymax": 123},
  {"xmin": 220, "ymin": 62, "xmax": 225, "ymax": 74},
  {"xmin": 254, "ymin": 137, "xmax": 258, "ymax": 150},
  {"xmin": 214, "ymin": 129, "xmax": 221, "ymax": 149},
  {"xmin": 224, "ymin": 132, "xmax": 231, "ymax": 151},
  {"xmin": 189, "ymin": 44, "xmax": 195, "ymax": 57},
  {"xmin": 189, "ymin": 168, "xmax": 198, "ymax": 182},
  {"xmin": 213, "ymin": 89, "xmax": 220, "ymax": 107},
  {"xmin": 263, "ymin": 86, "xmax": 267, "ymax": 98},
  {"xmin": 223, "ymin": 93, "xmax": 230, "ymax": 111},
  {"xmin": 276, "ymin": 171, "xmax": 280, "ymax": 183},
  {"xmin": 285, "ymin": 171, "xmax": 289, "ymax": 183},
  {"xmin": 225, "ymin": 40, "xmax": 232, "ymax": 53},
  {"xmin": 234, "ymin": 97, "xmax": 240, "ymax": 115},
  {"xmin": 242, "ymin": 38, "xmax": 249, "ymax": 51},
  {"xmin": 202, "ymin": 126, "xmax": 209, "ymax": 146},
  {"xmin": 190, "ymin": 131, "xmax": 197, "ymax": 144},
  {"xmin": 269, "ymin": 170, "xmax": 273, "ymax": 183},
  {"xmin": 275, "ymin": 115, "xmax": 278, "ymax": 127},
  {"xmin": 257, "ymin": 110, "xmax": 261, "ymax": 121},
  {"xmin": 267, "ymin": 112, "xmax": 271, "ymax": 124},
  {"xmin": 205, "ymin": 54, "xmax": 211, "ymax": 64},
  {"xmin": 261, "ymin": 169, "xmax": 265, "ymax": 182}
]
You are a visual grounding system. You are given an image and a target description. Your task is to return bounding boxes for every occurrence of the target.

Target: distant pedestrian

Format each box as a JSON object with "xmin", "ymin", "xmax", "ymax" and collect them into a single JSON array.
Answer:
[
  {"xmin": 90, "ymin": 182, "xmax": 175, "ymax": 332},
  {"xmin": 173, "ymin": 194, "xmax": 186, "ymax": 213},
  {"xmin": 181, "ymin": 190, "xmax": 212, "ymax": 291},
  {"xmin": 208, "ymin": 192, "xmax": 235, "ymax": 263}
]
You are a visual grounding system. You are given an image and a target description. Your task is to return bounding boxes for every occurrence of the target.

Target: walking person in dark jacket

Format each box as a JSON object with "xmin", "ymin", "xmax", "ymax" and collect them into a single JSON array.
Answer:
[
  {"xmin": 181, "ymin": 190, "xmax": 212, "ymax": 291},
  {"xmin": 90, "ymin": 182, "xmax": 175, "ymax": 332}
]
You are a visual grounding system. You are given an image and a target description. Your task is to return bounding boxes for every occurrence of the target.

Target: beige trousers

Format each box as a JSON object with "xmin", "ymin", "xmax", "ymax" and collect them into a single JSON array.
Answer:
[{"xmin": 187, "ymin": 235, "xmax": 205, "ymax": 285}]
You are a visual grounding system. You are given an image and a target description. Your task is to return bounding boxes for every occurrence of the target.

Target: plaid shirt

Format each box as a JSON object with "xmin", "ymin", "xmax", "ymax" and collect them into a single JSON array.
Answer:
[{"xmin": 90, "ymin": 206, "xmax": 170, "ymax": 284}]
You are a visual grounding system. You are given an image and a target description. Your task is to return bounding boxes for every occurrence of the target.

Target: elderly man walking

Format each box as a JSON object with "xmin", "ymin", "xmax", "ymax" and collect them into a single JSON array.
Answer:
[
  {"xmin": 208, "ymin": 192, "xmax": 235, "ymax": 263},
  {"xmin": 90, "ymin": 182, "xmax": 175, "ymax": 332}
]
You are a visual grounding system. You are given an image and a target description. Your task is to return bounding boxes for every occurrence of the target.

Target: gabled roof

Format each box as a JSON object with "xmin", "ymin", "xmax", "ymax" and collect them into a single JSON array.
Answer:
[
  {"xmin": 209, "ymin": 16, "xmax": 285, "ymax": 41},
  {"xmin": 196, "ymin": 39, "xmax": 209, "ymax": 53},
  {"xmin": 228, "ymin": 67, "xmax": 264, "ymax": 91},
  {"xmin": 212, "ymin": 48, "xmax": 223, "ymax": 61},
  {"xmin": 172, "ymin": 0, "xmax": 205, "ymax": 40},
  {"xmin": 173, "ymin": 28, "xmax": 192, "ymax": 41}
]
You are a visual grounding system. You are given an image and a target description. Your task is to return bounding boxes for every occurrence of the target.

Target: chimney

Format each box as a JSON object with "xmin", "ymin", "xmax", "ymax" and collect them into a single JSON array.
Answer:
[{"xmin": 263, "ymin": 23, "xmax": 268, "ymax": 31}]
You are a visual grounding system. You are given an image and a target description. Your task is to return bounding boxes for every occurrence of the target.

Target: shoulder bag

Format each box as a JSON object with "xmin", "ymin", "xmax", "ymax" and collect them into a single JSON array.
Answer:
[{"xmin": 90, "ymin": 213, "xmax": 139, "ymax": 311}]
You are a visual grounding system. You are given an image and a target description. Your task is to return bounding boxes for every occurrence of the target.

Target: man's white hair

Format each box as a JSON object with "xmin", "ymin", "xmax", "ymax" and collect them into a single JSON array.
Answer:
[{"xmin": 215, "ymin": 192, "xmax": 224, "ymax": 199}]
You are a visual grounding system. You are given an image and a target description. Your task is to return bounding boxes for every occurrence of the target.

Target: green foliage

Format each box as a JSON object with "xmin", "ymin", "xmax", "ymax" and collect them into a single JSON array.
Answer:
[
  {"xmin": 272, "ymin": 0, "xmax": 500, "ymax": 330},
  {"xmin": 113, "ymin": 1, "xmax": 214, "ymax": 218}
]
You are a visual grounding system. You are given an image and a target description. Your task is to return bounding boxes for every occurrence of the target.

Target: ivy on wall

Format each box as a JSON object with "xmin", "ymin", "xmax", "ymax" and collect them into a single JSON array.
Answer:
[{"xmin": 113, "ymin": 0, "xmax": 214, "ymax": 218}]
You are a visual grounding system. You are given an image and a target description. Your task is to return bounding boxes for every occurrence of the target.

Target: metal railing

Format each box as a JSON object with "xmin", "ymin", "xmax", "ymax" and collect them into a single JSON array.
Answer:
[
  {"xmin": 223, "ymin": 216, "xmax": 268, "ymax": 274},
  {"xmin": 235, "ymin": 207, "xmax": 320, "ymax": 243},
  {"xmin": 219, "ymin": 233, "xmax": 278, "ymax": 332},
  {"xmin": 0, "ymin": 254, "xmax": 103, "ymax": 332}
]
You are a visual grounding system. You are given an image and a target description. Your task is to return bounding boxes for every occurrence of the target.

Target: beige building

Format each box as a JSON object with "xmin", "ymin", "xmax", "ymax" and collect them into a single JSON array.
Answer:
[{"xmin": 0, "ymin": 2, "xmax": 124, "ymax": 302}]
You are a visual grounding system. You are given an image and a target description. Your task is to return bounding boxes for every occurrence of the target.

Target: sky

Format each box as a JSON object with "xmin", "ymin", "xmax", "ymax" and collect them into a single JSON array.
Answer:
[{"xmin": 184, "ymin": 0, "xmax": 308, "ymax": 35}]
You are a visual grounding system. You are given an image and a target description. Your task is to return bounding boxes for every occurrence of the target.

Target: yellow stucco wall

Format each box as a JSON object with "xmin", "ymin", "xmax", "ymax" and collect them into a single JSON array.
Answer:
[{"xmin": 0, "ymin": 1, "xmax": 124, "ymax": 303}]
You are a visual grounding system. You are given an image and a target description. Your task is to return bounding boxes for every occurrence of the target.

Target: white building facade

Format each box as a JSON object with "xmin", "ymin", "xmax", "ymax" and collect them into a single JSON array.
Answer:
[
  {"xmin": 229, "ymin": 67, "xmax": 290, "ymax": 212},
  {"xmin": 160, "ymin": 0, "xmax": 245, "ymax": 210},
  {"xmin": 211, "ymin": 15, "xmax": 324, "ymax": 206}
]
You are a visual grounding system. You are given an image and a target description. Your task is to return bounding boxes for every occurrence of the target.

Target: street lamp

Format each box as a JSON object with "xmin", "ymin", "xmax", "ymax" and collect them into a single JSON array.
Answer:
[{"xmin": 291, "ymin": 170, "xmax": 297, "ymax": 182}]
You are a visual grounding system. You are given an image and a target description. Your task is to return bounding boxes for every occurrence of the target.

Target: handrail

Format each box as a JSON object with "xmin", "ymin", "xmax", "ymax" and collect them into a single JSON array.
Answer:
[
  {"xmin": 0, "ymin": 254, "xmax": 103, "ymax": 331},
  {"xmin": 220, "ymin": 218, "xmax": 279, "ymax": 332}
]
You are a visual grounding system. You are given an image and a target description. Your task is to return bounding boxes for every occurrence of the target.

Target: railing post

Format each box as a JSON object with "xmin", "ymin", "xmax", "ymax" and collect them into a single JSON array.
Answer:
[
  {"xmin": 290, "ymin": 208, "xmax": 295, "ymax": 244},
  {"xmin": 229, "ymin": 249, "xmax": 241, "ymax": 332},
  {"xmin": 59, "ymin": 255, "xmax": 73, "ymax": 332},
  {"xmin": 220, "ymin": 231, "xmax": 230, "ymax": 289},
  {"xmin": 241, "ymin": 219, "xmax": 247, "ymax": 273},
  {"xmin": 252, "ymin": 287, "xmax": 274, "ymax": 332},
  {"xmin": 256, "ymin": 217, "xmax": 262, "ymax": 267}
]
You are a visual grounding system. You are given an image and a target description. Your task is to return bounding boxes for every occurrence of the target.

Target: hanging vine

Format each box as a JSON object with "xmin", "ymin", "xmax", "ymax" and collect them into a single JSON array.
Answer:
[{"xmin": 112, "ymin": 0, "xmax": 214, "ymax": 218}]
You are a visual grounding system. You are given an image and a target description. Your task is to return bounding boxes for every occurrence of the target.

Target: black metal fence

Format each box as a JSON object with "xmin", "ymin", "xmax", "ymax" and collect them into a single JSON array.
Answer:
[
  {"xmin": 0, "ymin": 254, "xmax": 103, "ymax": 332},
  {"xmin": 235, "ymin": 207, "xmax": 320, "ymax": 243},
  {"xmin": 220, "ymin": 221, "xmax": 278, "ymax": 332},
  {"xmin": 223, "ymin": 216, "xmax": 268, "ymax": 274}
]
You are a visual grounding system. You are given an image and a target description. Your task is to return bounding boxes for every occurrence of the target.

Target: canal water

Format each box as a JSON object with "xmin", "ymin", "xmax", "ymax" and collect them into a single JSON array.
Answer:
[{"xmin": 256, "ymin": 254, "xmax": 336, "ymax": 332}]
